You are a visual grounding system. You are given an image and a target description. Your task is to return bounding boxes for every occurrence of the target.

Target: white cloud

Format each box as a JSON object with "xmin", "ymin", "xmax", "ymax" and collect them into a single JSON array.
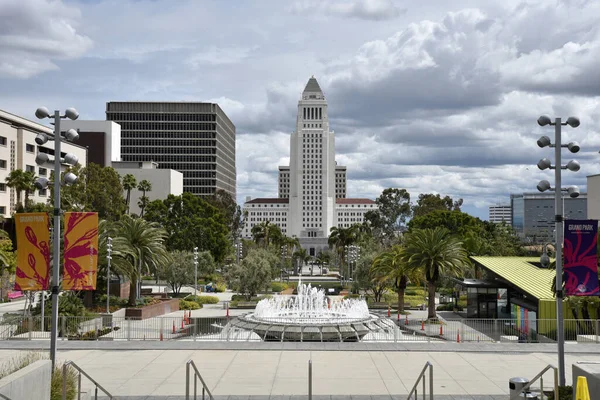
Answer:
[
  {"xmin": 0, "ymin": 0, "xmax": 92, "ymax": 78},
  {"xmin": 291, "ymin": 0, "xmax": 405, "ymax": 20},
  {"xmin": 187, "ymin": 46, "xmax": 258, "ymax": 67}
]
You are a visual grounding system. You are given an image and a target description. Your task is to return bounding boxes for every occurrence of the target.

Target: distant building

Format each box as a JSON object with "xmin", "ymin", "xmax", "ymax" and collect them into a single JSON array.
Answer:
[
  {"xmin": 61, "ymin": 120, "xmax": 121, "ymax": 167},
  {"xmin": 0, "ymin": 109, "xmax": 88, "ymax": 217},
  {"xmin": 242, "ymin": 77, "xmax": 377, "ymax": 255},
  {"xmin": 488, "ymin": 204, "xmax": 511, "ymax": 223},
  {"xmin": 112, "ymin": 161, "xmax": 183, "ymax": 216},
  {"xmin": 106, "ymin": 101, "xmax": 236, "ymax": 198},
  {"xmin": 586, "ymin": 174, "xmax": 600, "ymax": 220},
  {"xmin": 510, "ymin": 192, "xmax": 587, "ymax": 241}
]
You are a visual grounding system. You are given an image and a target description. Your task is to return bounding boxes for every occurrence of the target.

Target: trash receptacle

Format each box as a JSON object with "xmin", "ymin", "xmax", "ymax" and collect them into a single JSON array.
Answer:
[
  {"xmin": 223, "ymin": 301, "xmax": 229, "ymax": 310},
  {"xmin": 509, "ymin": 377, "xmax": 538, "ymax": 399}
]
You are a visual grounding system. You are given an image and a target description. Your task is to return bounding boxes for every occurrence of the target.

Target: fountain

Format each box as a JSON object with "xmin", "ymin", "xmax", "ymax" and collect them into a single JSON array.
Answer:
[{"xmin": 227, "ymin": 281, "xmax": 395, "ymax": 341}]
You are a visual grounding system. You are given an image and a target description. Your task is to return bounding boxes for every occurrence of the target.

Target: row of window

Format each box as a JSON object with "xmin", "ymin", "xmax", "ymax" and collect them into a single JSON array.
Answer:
[
  {"xmin": 122, "ymin": 146, "xmax": 216, "ymax": 155},
  {"xmin": 303, "ymin": 107, "xmax": 323, "ymax": 120},
  {"xmin": 107, "ymin": 113, "xmax": 216, "ymax": 122},
  {"xmin": 303, "ymin": 124, "xmax": 322, "ymax": 128},
  {"xmin": 121, "ymin": 132, "xmax": 217, "ymax": 139}
]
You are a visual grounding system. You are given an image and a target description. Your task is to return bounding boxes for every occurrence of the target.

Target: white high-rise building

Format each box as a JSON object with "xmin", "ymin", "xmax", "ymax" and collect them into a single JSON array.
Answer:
[
  {"xmin": 243, "ymin": 77, "xmax": 377, "ymax": 256},
  {"xmin": 488, "ymin": 204, "xmax": 511, "ymax": 223}
]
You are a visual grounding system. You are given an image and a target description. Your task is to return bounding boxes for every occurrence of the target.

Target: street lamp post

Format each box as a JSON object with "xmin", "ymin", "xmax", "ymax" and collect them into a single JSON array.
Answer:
[
  {"xmin": 535, "ymin": 114, "xmax": 580, "ymax": 386},
  {"xmin": 193, "ymin": 247, "xmax": 199, "ymax": 297},
  {"xmin": 106, "ymin": 237, "xmax": 112, "ymax": 314},
  {"xmin": 34, "ymin": 106, "xmax": 80, "ymax": 370}
]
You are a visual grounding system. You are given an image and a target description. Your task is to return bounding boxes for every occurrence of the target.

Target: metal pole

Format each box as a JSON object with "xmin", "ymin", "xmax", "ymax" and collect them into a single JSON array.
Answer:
[
  {"xmin": 41, "ymin": 290, "xmax": 45, "ymax": 331},
  {"xmin": 308, "ymin": 359, "xmax": 312, "ymax": 400},
  {"xmin": 106, "ymin": 237, "xmax": 112, "ymax": 314},
  {"xmin": 554, "ymin": 118, "xmax": 566, "ymax": 386},
  {"xmin": 50, "ymin": 110, "xmax": 61, "ymax": 371},
  {"xmin": 194, "ymin": 247, "xmax": 198, "ymax": 297}
]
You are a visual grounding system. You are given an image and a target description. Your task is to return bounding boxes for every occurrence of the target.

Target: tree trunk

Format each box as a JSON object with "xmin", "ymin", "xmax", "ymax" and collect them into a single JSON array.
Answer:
[
  {"xmin": 427, "ymin": 281, "xmax": 437, "ymax": 319},
  {"xmin": 397, "ymin": 288, "xmax": 405, "ymax": 313},
  {"xmin": 128, "ymin": 278, "xmax": 137, "ymax": 306}
]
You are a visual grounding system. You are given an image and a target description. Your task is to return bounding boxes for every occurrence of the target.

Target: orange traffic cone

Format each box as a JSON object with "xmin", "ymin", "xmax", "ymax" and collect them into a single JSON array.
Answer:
[
  {"xmin": 439, "ymin": 324, "xmax": 443, "ymax": 336},
  {"xmin": 405, "ymin": 315, "xmax": 409, "ymax": 325},
  {"xmin": 457, "ymin": 331, "xmax": 460, "ymax": 343},
  {"xmin": 181, "ymin": 318, "xmax": 184, "ymax": 330},
  {"xmin": 160, "ymin": 332, "xmax": 163, "ymax": 341},
  {"xmin": 421, "ymin": 321, "xmax": 425, "ymax": 331},
  {"xmin": 172, "ymin": 321, "xmax": 176, "ymax": 334},
  {"xmin": 226, "ymin": 304, "xmax": 230, "ymax": 317},
  {"xmin": 397, "ymin": 313, "xmax": 400, "ymax": 321},
  {"xmin": 387, "ymin": 306, "xmax": 391, "ymax": 318}
]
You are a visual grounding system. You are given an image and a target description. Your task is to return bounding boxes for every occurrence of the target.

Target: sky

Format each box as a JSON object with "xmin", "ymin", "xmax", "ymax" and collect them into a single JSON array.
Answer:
[{"xmin": 1, "ymin": 0, "xmax": 600, "ymax": 220}]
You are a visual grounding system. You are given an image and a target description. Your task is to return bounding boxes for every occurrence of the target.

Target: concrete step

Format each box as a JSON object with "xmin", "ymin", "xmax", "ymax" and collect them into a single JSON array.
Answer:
[{"xmin": 95, "ymin": 396, "xmax": 509, "ymax": 400}]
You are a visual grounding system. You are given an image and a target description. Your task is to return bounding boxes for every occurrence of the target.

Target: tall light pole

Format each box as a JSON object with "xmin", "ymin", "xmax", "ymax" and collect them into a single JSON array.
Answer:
[
  {"xmin": 106, "ymin": 237, "xmax": 112, "ymax": 314},
  {"xmin": 193, "ymin": 247, "xmax": 199, "ymax": 297},
  {"xmin": 34, "ymin": 106, "xmax": 80, "ymax": 370},
  {"xmin": 535, "ymin": 114, "xmax": 580, "ymax": 386}
]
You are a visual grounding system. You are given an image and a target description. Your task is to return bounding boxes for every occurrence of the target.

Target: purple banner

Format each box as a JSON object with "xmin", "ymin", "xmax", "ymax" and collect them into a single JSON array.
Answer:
[{"xmin": 564, "ymin": 220, "xmax": 600, "ymax": 296}]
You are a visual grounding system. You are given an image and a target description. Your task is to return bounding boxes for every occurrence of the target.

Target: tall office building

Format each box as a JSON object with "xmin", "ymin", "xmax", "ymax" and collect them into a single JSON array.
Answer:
[
  {"xmin": 510, "ymin": 192, "xmax": 587, "ymax": 241},
  {"xmin": 106, "ymin": 102, "xmax": 236, "ymax": 198},
  {"xmin": 243, "ymin": 77, "xmax": 377, "ymax": 255},
  {"xmin": 488, "ymin": 204, "xmax": 511, "ymax": 223}
]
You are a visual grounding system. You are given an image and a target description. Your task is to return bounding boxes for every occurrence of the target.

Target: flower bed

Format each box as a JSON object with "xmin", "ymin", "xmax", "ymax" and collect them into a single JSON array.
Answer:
[{"xmin": 125, "ymin": 298, "xmax": 179, "ymax": 320}]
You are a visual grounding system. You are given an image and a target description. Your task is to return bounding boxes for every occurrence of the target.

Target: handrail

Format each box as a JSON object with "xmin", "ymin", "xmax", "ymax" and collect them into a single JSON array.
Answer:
[
  {"xmin": 62, "ymin": 361, "xmax": 114, "ymax": 400},
  {"xmin": 406, "ymin": 361, "xmax": 433, "ymax": 400},
  {"xmin": 0, "ymin": 392, "xmax": 13, "ymax": 400},
  {"xmin": 509, "ymin": 364, "xmax": 558, "ymax": 400},
  {"xmin": 186, "ymin": 360, "xmax": 214, "ymax": 400}
]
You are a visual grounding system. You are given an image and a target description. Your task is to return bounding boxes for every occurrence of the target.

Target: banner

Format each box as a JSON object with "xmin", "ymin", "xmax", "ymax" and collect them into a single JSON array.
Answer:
[
  {"xmin": 563, "ymin": 220, "xmax": 600, "ymax": 296},
  {"xmin": 63, "ymin": 212, "xmax": 99, "ymax": 290},
  {"xmin": 14, "ymin": 213, "xmax": 50, "ymax": 291}
]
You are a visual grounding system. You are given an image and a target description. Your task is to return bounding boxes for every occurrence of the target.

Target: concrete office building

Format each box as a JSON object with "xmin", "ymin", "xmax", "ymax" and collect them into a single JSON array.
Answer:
[
  {"xmin": 112, "ymin": 161, "xmax": 184, "ymax": 216},
  {"xmin": 586, "ymin": 174, "xmax": 600, "ymax": 221},
  {"xmin": 488, "ymin": 204, "xmax": 511, "ymax": 223},
  {"xmin": 243, "ymin": 77, "xmax": 377, "ymax": 255},
  {"xmin": 510, "ymin": 192, "xmax": 587, "ymax": 241},
  {"xmin": 0, "ymin": 109, "xmax": 88, "ymax": 217},
  {"xmin": 60, "ymin": 120, "xmax": 121, "ymax": 167},
  {"xmin": 106, "ymin": 102, "xmax": 236, "ymax": 198}
]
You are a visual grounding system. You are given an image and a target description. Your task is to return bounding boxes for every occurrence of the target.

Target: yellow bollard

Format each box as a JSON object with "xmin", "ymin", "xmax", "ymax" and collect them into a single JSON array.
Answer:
[{"xmin": 576, "ymin": 376, "xmax": 590, "ymax": 400}]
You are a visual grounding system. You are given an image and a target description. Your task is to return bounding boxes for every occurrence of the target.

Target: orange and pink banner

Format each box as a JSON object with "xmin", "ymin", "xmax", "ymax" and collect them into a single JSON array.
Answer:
[
  {"xmin": 63, "ymin": 212, "xmax": 99, "ymax": 290},
  {"xmin": 14, "ymin": 213, "xmax": 50, "ymax": 291}
]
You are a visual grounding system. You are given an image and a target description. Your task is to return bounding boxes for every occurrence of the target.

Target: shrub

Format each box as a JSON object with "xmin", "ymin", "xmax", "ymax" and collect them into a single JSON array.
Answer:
[
  {"xmin": 436, "ymin": 303, "xmax": 454, "ymax": 311},
  {"xmin": 215, "ymin": 283, "xmax": 227, "ymax": 293},
  {"xmin": 52, "ymin": 363, "xmax": 78, "ymax": 400},
  {"xmin": 404, "ymin": 290, "xmax": 417, "ymax": 296},
  {"xmin": 271, "ymin": 282, "xmax": 288, "ymax": 293},
  {"xmin": 187, "ymin": 295, "xmax": 219, "ymax": 305},
  {"xmin": 98, "ymin": 295, "xmax": 128, "ymax": 308},
  {"xmin": 179, "ymin": 300, "xmax": 201, "ymax": 310}
]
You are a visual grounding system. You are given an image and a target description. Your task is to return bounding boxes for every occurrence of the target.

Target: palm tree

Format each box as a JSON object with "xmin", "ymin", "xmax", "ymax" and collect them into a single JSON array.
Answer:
[
  {"xmin": 372, "ymin": 245, "xmax": 420, "ymax": 313},
  {"xmin": 137, "ymin": 180, "xmax": 152, "ymax": 217},
  {"xmin": 5, "ymin": 169, "xmax": 36, "ymax": 209},
  {"xmin": 293, "ymin": 248, "xmax": 311, "ymax": 276},
  {"xmin": 315, "ymin": 251, "xmax": 330, "ymax": 275},
  {"xmin": 328, "ymin": 225, "xmax": 359, "ymax": 277},
  {"xmin": 110, "ymin": 216, "xmax": 169, "ymax": 306},
  {"xmin": 403, "ymin": 228, "xmax": 470, "ymax": 319},
  {"xmin": 122, "ymin": 174, "xmax": 137, "ymax": 214}
]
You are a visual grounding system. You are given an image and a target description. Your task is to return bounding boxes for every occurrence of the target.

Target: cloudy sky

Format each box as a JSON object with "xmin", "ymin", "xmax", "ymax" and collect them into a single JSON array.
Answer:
[{"xmin": 1, "ymin": 0, "xmax": 600, "ymax": 220}]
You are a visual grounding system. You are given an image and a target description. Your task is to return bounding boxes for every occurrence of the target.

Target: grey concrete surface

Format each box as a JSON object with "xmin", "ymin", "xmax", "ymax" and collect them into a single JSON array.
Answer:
[{"xmin": 0, "ymin": 360, "xmax": 51, "ymax": 400}]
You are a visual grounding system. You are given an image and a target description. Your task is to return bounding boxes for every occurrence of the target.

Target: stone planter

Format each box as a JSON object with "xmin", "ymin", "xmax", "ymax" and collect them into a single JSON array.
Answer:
[{"xmin": 125, "ymin": 298, "xmax": 179, "ymax": 320}]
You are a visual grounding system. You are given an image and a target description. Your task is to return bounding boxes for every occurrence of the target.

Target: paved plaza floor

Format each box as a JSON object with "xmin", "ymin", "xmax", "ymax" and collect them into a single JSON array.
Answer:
[{"xmin": 1, "ymin": 343, "xmax": 599, "ymax": 399}]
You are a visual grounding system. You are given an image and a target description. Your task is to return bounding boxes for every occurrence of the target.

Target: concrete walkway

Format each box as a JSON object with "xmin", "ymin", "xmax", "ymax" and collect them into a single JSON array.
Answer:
[{"xmin": 0, "ymin": 344, "xmax": 597, "ymax": 398}]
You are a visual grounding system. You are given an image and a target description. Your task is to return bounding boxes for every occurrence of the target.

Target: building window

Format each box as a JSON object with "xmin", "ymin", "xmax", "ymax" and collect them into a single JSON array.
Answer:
[
  {"xmin": 0, "ymin": 160, "xmax": 6, "ymax": 169},
  {"xmin": 39, "ymin": 189, "xmax": 47, "ymax": 197},
  {"xmin": 39, "ymin": 167, "xmax": 47, "ymax": 176},
  {"xmin": 0, "ymin": 183, "xmax": 5, "ymax": 192},
  {"xmin": 0, "ymin": 137, "xmax": 6, "ymax": 146},
  {"xmin": 26, "ymin": 165, "xmax": 35, "ymax": 173},
  {"xmin": 26, "ymin": 144, "xmax": 35, "ymax": 153},
  {"xmin": 0, "ymin": 206, "xmax": 5, "ymax": 215}
]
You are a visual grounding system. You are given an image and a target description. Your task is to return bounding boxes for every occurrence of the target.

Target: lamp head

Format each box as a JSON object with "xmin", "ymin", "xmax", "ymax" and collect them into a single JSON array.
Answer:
[
  {"xmin": 568, "ymin": 186, "xmax": 580, "ymax": 198},
  {"xmin": 35, "ymin": 133, "xmax": 48, "ymax": 145},
  {"xmin": 537, "ymin": 135, "xmax": 551, "ymax": 148},
  {"xmin": 63, "ymin": 172, "xmax": 78, "ymax": 185},
  {"xmin": 64, "ymin": 108, "xmax": 79, "ymax": 120},
  {"xmin": 537, "ymin": 180, "xmax": 551, "ymax": 192},
  {"xmin": 63, "ymin": 153, "xmax": 78, "ymax": 165},
  {"xmin": 566, "ymin": 160, "xmax": 580, "ymax": 172},
  {"xmin": 540, "ymin": 253, "xmax": 550, "ymax": 268},
  {"xmin": 566, "ymin": 117, "xmax": 580, "ymax": 128},
  {"xmin": 34, "ymin": 177, "xmax": 49, "ymax": 190},
  {"xmin": 35, "ymin": 107, "xmax": 50, "ymax": 119},
  {"xmin": 64, "ymin": 129, "xmax": 79, "ymax": 142},
  {"xmin": 567, "ymin": 141, "xmax": 580, "ymax": 153},
  {"xmin": 35, "ymin": 153, "xmax": 50, "ymax": 166},
  {"xmin": 537, "ymin": 115, "xmax": 552, "ymax": 126},
  {"xmin": 537, "ymin": 158, "xmax": 552, "ymax": 170}
]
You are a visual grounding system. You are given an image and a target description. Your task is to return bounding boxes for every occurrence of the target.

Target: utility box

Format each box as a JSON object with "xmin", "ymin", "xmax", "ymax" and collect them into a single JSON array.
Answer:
[
  {"xmin": 509, "ymin": 377, "xmax": 538, "ymax": 399},
  {"xmin": 573, "ymin": 362, "xmax": 600, "ymax": 400}
]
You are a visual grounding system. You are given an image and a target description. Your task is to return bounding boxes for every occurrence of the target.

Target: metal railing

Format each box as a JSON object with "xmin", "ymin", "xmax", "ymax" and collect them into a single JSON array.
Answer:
[
  {"xmin": 407, "ymin": 361, "xmax": 433, "ymax": 400},
  {"xmin": 509, "ymin": 364, "xmax": 558, "ymax": 400},
  {"xmin": 0, "ymin": 393, "xmax": 13, "ymax": 400},
  {"xmin": 62, "ymin": 361, "xmax": 114, "ymax": 400},
  {"xmin": 308, "ymin": 359, "xmax": 312, "ymax": 400},
  {"xmin": 185, "ymin": 360, "xmax": 214, "ymax": 400},
  {"xmin": 0, "ymin": 316, "xmax": 598, "ymax": 343}
]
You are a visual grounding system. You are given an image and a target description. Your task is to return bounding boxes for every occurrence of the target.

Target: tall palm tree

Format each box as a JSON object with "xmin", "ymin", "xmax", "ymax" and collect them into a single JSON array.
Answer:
[
  {"xmin": 293, "ymin": 248, "xmax": 311, "ymax": 276},
  {"xmin": 110, "ymin": 216, "xmax": 169, "ymax": 305},
  {"xmin": 328, "ymin": 225, "xmax": 359, "ymax": 276},
  {"xmin": 122, "ymin": 174, "xmax": 137, "ymax": 214},
  {"xmin": 315, "ymin": 251, "xmax": 330, "ymax": 275},
  {"xmin": 137, "ymin": 180, "xmax": 152, "ymax": 217},
  {"xmin": 372, "ymin": 245, "xmax": 420, "ymax": 313},
  {"xmin": 403, "ymin": 228, "xmax": 470, "ymax": 319},
  {"xmin": 5, "ymin": 169, "xmax": 36, "ymax": 209}
]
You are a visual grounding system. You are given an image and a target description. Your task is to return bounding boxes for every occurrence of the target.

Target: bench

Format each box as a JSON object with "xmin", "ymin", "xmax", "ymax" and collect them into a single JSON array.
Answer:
[
  {"xmin": 140, "ymin": 288, "xmax": 153, "ymax": 296},
  {"xmin": 233, "ymin": 302, "xmax": 257, "ymax": 309},
  {"xmin": 7, "ymin": 291, "xmax": 24, "ymax": 301}
]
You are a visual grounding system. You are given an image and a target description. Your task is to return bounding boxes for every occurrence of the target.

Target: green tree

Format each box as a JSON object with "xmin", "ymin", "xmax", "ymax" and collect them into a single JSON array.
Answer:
[
  {"xmin": 109, "ymin": 216, "xmax": 169, "ymax": 306},
  {"xmin": 412, "ymin": 193, "xmax": 462, "ymax": 218},
  {"xmin": 315, "ymin": 251, "xmax": 330, "ymax": 275},
  {"xmin": 206, "ymin": 189, "xmax": 243, "ymax": 236},
  {"xmin": 328, "ymin": 225, "xmax": 359, "ymax": 276},
  {"xmin": 144, "ymin": 193, "xmax": 230, "ymax": 262},
  {"xmin": 227, "ymin": 248, "xmax": 276, "ymax": 300},
  {"xmin": 293, "ymin": 248, "xmax": 312, "ymax": 275},
  {"xmin": 373, "ymin": 188, "xmax": 411, "ymax": 239},
  {"xmin": 251, "ymin": 221, "xmax": 284, "ymax": 248},
  {"xmin": 137, "ymin": 180, "xmax": 152, "ymax": 217},
  {"xmin": 353, "ymin": 243, "xmax": 387, "ymax": 302},
  {"xmin": 402, "ymin": 228, "xmax": 470, "ymax": 319},
  {"xmin": 158, "ymin": 250, "xmax": 214, "ymax": 294},
  {"xmin": 408, "ymin": 209, "xmax": 481, "ymax": 236},
  {"xmin": 5, "ymin": 169, "xmax": 36, "ymax": 210},
  {"xmin": 122, "ymin": 174, "xmax": 137, "ymax": 214}
]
